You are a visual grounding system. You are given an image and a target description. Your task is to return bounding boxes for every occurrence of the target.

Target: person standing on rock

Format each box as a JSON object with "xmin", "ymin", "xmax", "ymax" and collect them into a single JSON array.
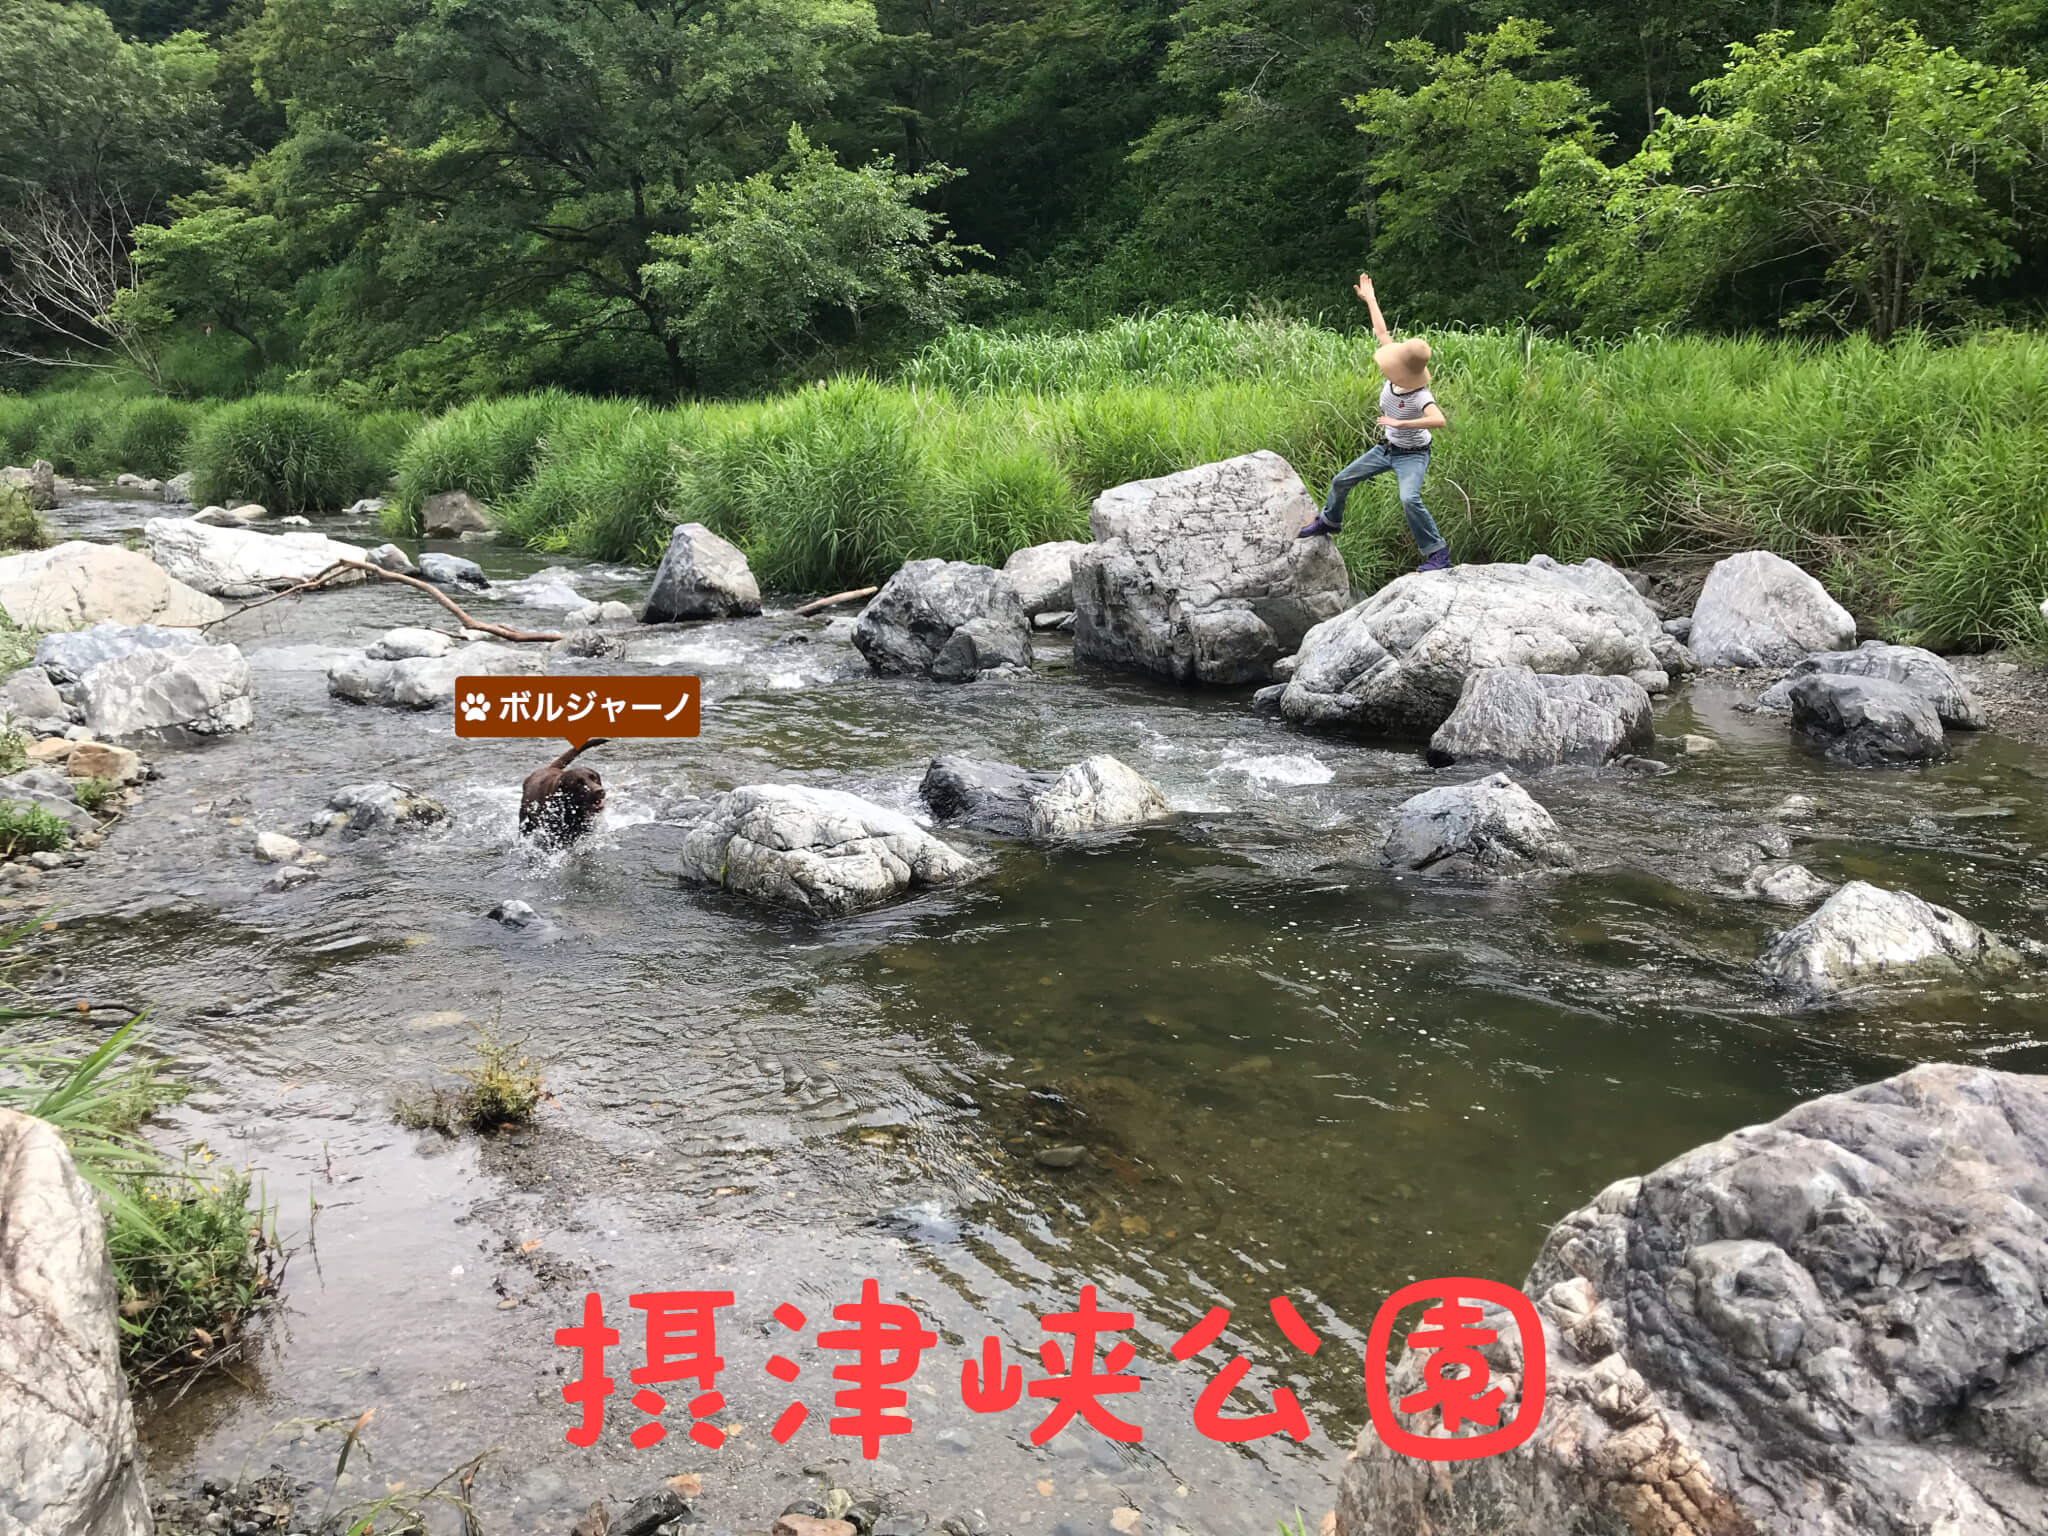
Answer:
[{"xmin": 1298, "ymin": 273, "xmax": 1452, "ymax": 571}]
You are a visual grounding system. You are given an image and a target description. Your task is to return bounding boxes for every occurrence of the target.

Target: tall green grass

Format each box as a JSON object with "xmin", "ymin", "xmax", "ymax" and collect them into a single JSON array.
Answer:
[
  {"xmin": 186, "ymin": 394, "xmax": 380, "ymax": 510},
  {"xmin": 7, "ymin": 316, "xmax": 2048, "ymax": 644}
]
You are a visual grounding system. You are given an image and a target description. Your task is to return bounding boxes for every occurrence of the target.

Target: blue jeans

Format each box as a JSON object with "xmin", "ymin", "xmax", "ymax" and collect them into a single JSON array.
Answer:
[{"xmin": 1323, "ymin": 444, "xmax": 1444, "ymax": 555}]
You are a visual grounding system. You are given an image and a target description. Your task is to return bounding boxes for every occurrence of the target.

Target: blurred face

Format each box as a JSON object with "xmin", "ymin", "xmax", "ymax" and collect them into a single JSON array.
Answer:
[{"xmin": 1375, "ymin": 338, "xmax": 1431, "ymax": 387}]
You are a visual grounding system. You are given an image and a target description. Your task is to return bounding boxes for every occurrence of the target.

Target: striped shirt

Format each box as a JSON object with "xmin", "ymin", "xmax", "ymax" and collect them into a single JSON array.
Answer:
[{"xmin": 1381, "ymin": 381, "xmax": 1436, "ymax": 450}]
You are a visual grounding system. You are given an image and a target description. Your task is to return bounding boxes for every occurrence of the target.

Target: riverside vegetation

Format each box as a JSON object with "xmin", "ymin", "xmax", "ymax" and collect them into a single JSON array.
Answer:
[{"xmin": 6, "ymin": 316, "xmax": 2048, "ymax": 648}]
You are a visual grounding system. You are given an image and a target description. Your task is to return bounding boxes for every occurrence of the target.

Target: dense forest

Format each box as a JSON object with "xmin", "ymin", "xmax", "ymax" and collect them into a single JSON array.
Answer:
[{"xmin": 3, "ymin": 0, "xmax": 2046, "ymax": 404}]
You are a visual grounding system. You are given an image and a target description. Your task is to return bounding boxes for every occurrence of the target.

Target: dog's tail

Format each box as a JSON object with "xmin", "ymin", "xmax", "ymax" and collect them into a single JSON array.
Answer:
[{"xmin": 547, "ymin": 737, "xmax": 613, "ymax": 771}]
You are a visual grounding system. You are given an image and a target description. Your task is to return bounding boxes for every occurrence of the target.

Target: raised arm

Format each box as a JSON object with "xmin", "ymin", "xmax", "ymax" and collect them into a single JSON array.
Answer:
[{"xmin": 1355, "ymin": 272, "xmax": 1392, "ymax": 345}]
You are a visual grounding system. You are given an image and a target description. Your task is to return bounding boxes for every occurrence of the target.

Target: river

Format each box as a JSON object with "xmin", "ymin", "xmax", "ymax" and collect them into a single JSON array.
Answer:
[{"xmin": 26, "ymin": 492, "xmax": 2048, "ymax": 1535}]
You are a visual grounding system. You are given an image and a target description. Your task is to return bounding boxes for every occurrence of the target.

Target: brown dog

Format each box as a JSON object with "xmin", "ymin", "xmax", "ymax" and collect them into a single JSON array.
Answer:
[{"xmin": 519, "ymin": 739, "xmax": 611, "ymax": 844}]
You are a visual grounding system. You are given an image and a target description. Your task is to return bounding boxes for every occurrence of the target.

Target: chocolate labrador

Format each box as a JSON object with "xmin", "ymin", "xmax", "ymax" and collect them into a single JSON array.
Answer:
[{"xmin": 519, "ymin": 739, "xmax": 611, "ymax": 845}]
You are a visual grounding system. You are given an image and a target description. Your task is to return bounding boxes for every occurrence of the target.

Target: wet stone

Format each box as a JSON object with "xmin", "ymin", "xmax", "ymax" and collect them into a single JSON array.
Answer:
[
  {"xmin": 618, "ymin": 1491, "xmax": 692, "ymax": 1536},
  {"xmin": 1035, "ymin": 1144, "xmax": 1087, "ymax": 1169},
  {"xmin": 872, "ymin": 1515, "xmax": 930, "ymax": 1536},
  {"xmin": 771, "ymin": 1519, "xmax": 853, "ymax": 1536},
  {"xmin": 782, "ymin": 1502, "xmax": 830, "ymax": 1521}
]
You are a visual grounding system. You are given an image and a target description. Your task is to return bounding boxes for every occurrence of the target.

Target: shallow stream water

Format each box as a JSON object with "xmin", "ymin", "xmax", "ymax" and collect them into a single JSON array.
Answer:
[{"xmin": 22, "ymin": 494, "xmax": 2048, "ymax": 1534}]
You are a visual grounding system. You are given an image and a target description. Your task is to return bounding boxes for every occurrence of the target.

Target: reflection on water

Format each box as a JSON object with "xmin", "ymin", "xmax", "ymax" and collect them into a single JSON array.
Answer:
[{"xmin": 23, "ymin": 495, "xmax": 2048, "ymax": 1532}]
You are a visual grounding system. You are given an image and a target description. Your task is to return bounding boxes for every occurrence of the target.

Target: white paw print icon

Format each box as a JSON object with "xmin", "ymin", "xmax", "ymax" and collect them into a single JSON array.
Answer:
[{"xmin": 460, "ymin": 691, "xmax": 490, "ymax": 722}]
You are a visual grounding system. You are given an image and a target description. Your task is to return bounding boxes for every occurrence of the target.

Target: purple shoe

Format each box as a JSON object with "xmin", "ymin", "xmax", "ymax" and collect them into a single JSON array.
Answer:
[
  {"xmin": 1298, "ymin": 516, "xmax": 1340, "ymax": 539},
  {"xmin": 1417, "ymin": 547, "xmax": 1451, "ymax": 572}
]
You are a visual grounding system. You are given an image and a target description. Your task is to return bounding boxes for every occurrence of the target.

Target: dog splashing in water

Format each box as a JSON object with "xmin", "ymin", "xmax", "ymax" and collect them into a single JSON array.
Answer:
[{"xmin": 519, "ymin": 739, "xmax": 611, "ymax": 845}]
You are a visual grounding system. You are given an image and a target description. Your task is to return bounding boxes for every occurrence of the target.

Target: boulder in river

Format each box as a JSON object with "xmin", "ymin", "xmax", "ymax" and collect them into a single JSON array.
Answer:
[
  {"xmin": 854, "ymin": 559, "xmax": 1030, "ymax": 681},
  {"xmin": 417, "ymin": 551, "xmax": 488, "ymax": 591},
  {"xmin": 1758, "ymin": 640, "xmax": 1984, "ymax": 730},
  {"xmin": 36, "ymin": 623, "xmax": 253, "ymax": 738},
  {"xmin": 1027, "ymin": 755, "xmax": 1171, "ymax": 837},
  {"xmin": 329, "ymin": 640, "xmax": 539, "ymax": 709},
  {"xmin": 1335, "ymin": 1063, "xmax": 2048, "ymax": 1536},
  {"xmin": 920, "ymin": 755, "xmax": 1057, "ymax": 836},
  {"xmin": 1002, "ymin": 540, "xmax": 1089, "ymax": 617},
  {"xmin": 1281, "ymin": 558, "xmax": 1678, "ymax": 737},
  {"xmin": 1758, "ymin": 879, "xmax": 2019, "ymax": 996},
  {"xmin": 365, "ymin": 543, "xmax": 418, "ymax": 576},
  {"xmin": 921, "ymin": 753, "xmax": 1170, "ymax": 837},
  {"xmin": 677, "ymin": 784, "xmax": 980, "ymax": 915},
  {"xmin": 1426, "ymin": 667, "xmax": 1654, "ymax": 770},
  {"xmin": 0, "ymin": 1108, "xmax": 151, "ymax": 1536},
  {"xmin": 313, "ymin": 781, "xmax": 447, "ymax": 836},
  {"xmin": 1688, "ymin": 549, "xmax": 1856, "ymax": 668},
  {"xmin": 1787, "ymin": 673, "xmax": 1945, "ymax": 765},
  {"xmin": 421, "ymin": 490, "xmax": 494, "ymax": 538},
  {"xmin": 0, "ymin": 540, "xmax": 225, "ymax": 630},
  {"xmin": 162, "ymin": 470, "xmax": 194, "ymax": 504},
  {"xmin": 566, "ymin": 599, "xmax": 635, "ymax": 628},
  {"xmin": 1740, "ymin": 861, "xmax": 1835, "ymax": 907},
  {"xmin": 365, "ymin": 627, "xmax": 456, "ymax": 661},
  {"xmin": 145, "ymin": 517, "xmax": 366, "ymax": 597},
  {"xmin": 1, "ymin": 459, "xmax": 56, "ymax": 510},
  {"xmin": 1071, "ymin": 451, "xmax": 1351, "ymax": 686},
  {"xmin": 641, "ymin": 522, "xmax": 762, "ymax": 622},
  {"xmin": 1379, "ymin": 772, "xmax": 1574, "ymax": 876},
  {"xmin": 64, "ymin": 741, "xmax": 144, "ymax": 784}
]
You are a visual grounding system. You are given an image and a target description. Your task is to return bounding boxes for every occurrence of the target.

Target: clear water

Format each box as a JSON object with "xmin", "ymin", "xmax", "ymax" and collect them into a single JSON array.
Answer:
[{"xmin": 24, "ymin": 494, "xmax": 2048, "ymax": 1533}]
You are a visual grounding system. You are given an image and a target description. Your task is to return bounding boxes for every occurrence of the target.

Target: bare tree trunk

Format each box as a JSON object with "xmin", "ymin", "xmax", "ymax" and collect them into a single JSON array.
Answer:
[{"xmin": 0, "ymin": 187, "xmax": 160, "ymax": 384}]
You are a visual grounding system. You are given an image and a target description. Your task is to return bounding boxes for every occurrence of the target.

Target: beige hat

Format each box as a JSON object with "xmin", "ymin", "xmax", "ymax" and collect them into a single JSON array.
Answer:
[{"xmin": 1375, "ymin": 337, "xmax": 1431, "ymax": 390}]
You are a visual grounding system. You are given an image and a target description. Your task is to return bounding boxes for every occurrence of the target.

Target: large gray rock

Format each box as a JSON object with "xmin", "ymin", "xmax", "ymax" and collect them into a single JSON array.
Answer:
[
  {"xmin": 1071, "ymin": 451, "xmax": 1351, "ymax": 685},
  {"xmin": 311, "ymin": 782, "xmax": 447, "ymax": 836},
  {"xmin": 0, "ymin": 540, "xmax": 225, "ymax": 630},
  {"xmin": 1281, "ymin": 559, "xmax": 1680, "ymax": 737},
  {"xmin": 328, "ymin": 640, "xmax": 539, "ymax": 709},
  {"xmin": 1335, "ymin": 1063, "xmax": 2048, "ymax": 1536},
  {"xmin": 1027, "ymin": 756, "xmax": 1171, "ymax": 837},
  {"xmin": 920, "ymin": 755, "xmax": 1058, "ymax": 836},
  {"xmin": 417, "ymin": 551, "xmax": 488, "ymax": 590},
  {"xmin": 0, "ymin": 1109, "xmax": 150, "ymax": 1536},
  {"xmin": 641, "ymin": 522, "xmax": 762, "ymax": 622},
  {"xmin": 420, "ymin": 490, "xmax": 494, "ymax": 538},
  {"xmin": 162, "ymin": 470, "xmax": 194, "ymax": 504},
  {"xmin": 1759, "ymin": 879, "xmax": 2019, "ymax": 996},
  {"xmin": 1, "ymin": 460, "xmax": 56, "ymax": 510},
  {"xmin": 1689, "ymin": 549, "xmax": 1856, "ymax": 668},
  {"xmin": 144, "ymin": 517, "xmax": 366, "ymax": 597},
  {"xmin": 1379, "ymin": 772, "xmax": 1574, "ymax": 876},
  {"xmin": 364, "ymin": 543, "xmax": 418, "ymax": 576},
  {"xmin": 0, "ymin": 665, "xmax": 67, "ymax": 723},
  {"xmin": 1759, "ymin": 640, "xmax": 1984, "ymax": 730},
  {"xmin": 36, "ymin": 623, "xmax": 252, "ymax": 737},
  {"xmin": 919, "ymin": 753, "xmax": 1170, "ymax": 837},
  {"xmin": 853, "ymin": 560, "xmax": 1030, "ymax": 680},
  {"xmin": 1788, "ymin": 673, "xmax": 1945, "ymax": 765},
  {"xmin": 1001, "ymin": 540, "xmax": 1089, "ymax": 617},
  {"xmin": 1427, "ymin": 667, "xmax": 1653, "ymax": 769},
  {"xmin": 676, "ymin": 784, "xmax": 980, "ymax": 915},
  {"xmin": 364, "ymin": 627, "xmax": 456, "ymax": 661},
  {"xmin": 0, "ymin": 769, "xmax": 94, "ymax": 831}
]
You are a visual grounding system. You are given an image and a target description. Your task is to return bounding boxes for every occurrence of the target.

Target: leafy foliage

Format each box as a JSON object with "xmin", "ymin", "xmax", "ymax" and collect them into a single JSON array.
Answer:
[
  {"xmin": 1519, "ymin": 4, "xmax": 2048, "ymax": 337},
  {"xmin": 185, "ymin": 393, "xmax": 374, "ymax": 509}
]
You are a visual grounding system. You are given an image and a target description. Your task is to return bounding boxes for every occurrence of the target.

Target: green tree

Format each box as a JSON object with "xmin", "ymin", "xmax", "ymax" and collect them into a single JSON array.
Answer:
[
  {"xmin": 115, "ymin": 204, "xmax": 291, "ymax": 367},
  {"xmin": 643, "ymin": 127, "xmax": 1000, "ymax": 378},
  {"xmin": 1518, "ymin": 2, "xmax": 2048, "ymax": 336},
  {"xmin": 233, "ymin": 0, "xmax": 880, "ymax": 393},
  {"xmin": 1350, "ymin": 19, "xmax": 1608, "ymax": 325}
]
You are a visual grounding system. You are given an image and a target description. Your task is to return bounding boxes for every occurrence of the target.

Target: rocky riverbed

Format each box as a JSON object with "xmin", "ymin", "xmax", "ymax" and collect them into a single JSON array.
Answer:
[{"xmin": 3, "ymin": 465, "xmax": 2046, "ymax": 1536}]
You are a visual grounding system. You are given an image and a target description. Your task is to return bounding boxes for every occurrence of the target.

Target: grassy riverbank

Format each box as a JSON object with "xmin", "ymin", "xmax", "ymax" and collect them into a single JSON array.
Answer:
[{"xmin": 4, "ymin": 317, "xmax": 2047, "ymax": 647}]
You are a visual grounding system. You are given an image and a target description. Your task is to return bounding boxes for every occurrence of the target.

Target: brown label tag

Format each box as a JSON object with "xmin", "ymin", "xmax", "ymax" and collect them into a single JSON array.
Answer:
[{"xmin": 453, "ymin": 675, "xmax": 700, "ymax": 748}]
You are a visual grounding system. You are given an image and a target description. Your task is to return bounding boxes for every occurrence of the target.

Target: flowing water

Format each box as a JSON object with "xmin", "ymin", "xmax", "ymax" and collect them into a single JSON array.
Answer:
[{"xmin": 23, "ymin": 494, "xmax": 2048, "ymax": 1534}]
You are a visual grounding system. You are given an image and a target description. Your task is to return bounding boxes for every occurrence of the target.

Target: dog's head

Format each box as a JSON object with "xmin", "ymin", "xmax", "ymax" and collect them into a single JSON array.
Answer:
[{"xmin": 558, "ymin": 764, "xmax": 606, "ymax": 816}]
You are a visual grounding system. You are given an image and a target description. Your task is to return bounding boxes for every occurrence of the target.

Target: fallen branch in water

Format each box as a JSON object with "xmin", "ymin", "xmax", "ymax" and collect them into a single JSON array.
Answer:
[
  {"xmin": 792, "ymin": 585, "xmax": 878, "ymax": 616},
  {"xmin": 204, "ymin": 559, "xmax": 564, "ymax": 643}
]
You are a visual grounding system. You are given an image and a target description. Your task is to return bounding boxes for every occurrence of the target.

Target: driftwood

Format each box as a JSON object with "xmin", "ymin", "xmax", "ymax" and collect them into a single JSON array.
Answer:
[
  {"xmin": 792, "ymin": 585, "xmax": 878, "ymax": 617},
  {"xmin": 204, "ymin": 558, "xmax": 564, "ymax": 643}
]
